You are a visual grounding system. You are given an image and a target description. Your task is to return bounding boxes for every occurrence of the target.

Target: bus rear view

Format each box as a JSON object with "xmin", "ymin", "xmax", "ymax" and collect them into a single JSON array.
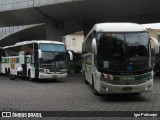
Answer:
[{"xmin": 82, "ymin": 23, "xmax": 155, "ymax": 95}]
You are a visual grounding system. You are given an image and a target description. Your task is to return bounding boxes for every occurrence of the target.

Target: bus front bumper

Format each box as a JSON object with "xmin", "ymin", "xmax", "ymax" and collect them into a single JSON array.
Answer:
[
  {"xmin": 98, "ymin": 79, "xmax": 153, "ymax": 94},
  {"xmin": 39, "ymin": 73, "xmax": 68, "ymax": 79}
]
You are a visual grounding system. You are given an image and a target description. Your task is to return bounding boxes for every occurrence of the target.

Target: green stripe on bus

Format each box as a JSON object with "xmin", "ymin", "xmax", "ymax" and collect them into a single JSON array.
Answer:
[
  {"xmin": 104, "ymin": 72, "xmax": 152, "ymax": 81},
  {"xmin": 2, "ymin": 58, "xmax": 9, "ymax": 63},
  {"xmin": 16, "ymin": 58, "xmax": 19, "ymax": 63},
  {"xmin": 2, "ymin": 58, "xmax": 20, "ymax": 63},
  {"xmin": 39, "ymin": 68, "xmax": 62, "ymax": 72},
  {"xmin": 1, "ymin": 57, "xmax": 31, "ymax": 63}
]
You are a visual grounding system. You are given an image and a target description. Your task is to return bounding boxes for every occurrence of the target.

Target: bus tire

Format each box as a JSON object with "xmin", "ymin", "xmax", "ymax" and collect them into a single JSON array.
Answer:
[
  {"xmin": 92, "ymin": 78, "xmax": 101, "ymax": 96},
  {"xmin": 5, "ymin": 68, "xmax": 8, "ymax": 77},
  {"xmin": 8, "ymin": 68, "xmax": 10, "ymax": 77}
]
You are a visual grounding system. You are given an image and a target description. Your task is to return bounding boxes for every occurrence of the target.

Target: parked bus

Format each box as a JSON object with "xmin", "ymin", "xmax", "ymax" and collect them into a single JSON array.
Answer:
[
  {"xmin": 82, "ymin": 23, "xmax": 159, "ymax": 95},
  {"xmin": 67, "ymin": 50, "xmax": 82, "ymax": 73},
  {"xmin": 1, "ymin": 40, "xmax": 68, "ymax": 80}
]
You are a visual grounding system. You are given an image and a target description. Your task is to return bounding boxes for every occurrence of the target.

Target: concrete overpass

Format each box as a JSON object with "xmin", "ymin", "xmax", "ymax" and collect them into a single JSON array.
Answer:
[
  {"xmin": 0, "ymin": 0, "xmax": 160, "ymax": 46},
  {"xmin": 0, "ymin": 24, "xmax": 46, "ymax": 46}
]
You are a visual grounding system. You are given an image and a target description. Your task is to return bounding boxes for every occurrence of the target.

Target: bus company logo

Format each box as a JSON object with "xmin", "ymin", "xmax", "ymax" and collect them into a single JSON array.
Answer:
[
  {"xmin": 120, "ymin": 77, "xmax": 135, "ymax": 81},
  {"xmin": 2, "ymin": 112, "xmax": 42, "ymax": 118},
  {"xmin": 2, "ymin": 112, "xmax": 11, "ymax": 117}
]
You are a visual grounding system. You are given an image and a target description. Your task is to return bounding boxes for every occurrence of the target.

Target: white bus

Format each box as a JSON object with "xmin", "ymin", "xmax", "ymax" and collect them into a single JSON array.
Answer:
[
  {"xmin": 1, "ymin": 40, "xmax": 68, "ymax": 80},
  {"xmin": 82, "ymin": 23, "xmax": 159, "ymax": 95}
]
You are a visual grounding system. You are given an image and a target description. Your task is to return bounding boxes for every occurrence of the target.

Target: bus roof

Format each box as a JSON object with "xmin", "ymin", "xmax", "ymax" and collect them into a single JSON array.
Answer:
[
  {"xmin": 86, "ymin": 23, "xmax": 147, "ymax": 39},
  {"xmin": 3, "ymin": 40, "xmax": 64, "ymax": 49}
]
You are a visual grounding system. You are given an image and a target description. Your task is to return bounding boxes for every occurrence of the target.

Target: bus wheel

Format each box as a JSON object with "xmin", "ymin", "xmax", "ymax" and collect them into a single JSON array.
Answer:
[
  {"xmin": 5, "ymin": 68, "xmax": 8, "ymax": 77},
  {"xmin": 8, "ymin": 69, "xmax": 10, "ymax": 77},
  {"xmin": 92, "ymin": 79, "xmax": 100, "ymax": 96},
  {"xmin": 83, "ymin": 72, "xmax": 88, "ymax": 84}
]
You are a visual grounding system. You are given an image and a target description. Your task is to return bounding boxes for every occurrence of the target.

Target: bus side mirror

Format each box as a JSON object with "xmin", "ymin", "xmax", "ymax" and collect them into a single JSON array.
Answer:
[
  {"xmin": 92, "ymin": 38, "xmax": 97, "ymax": 55},
  {"xmin": 68, "ymin": 51, "xmax": 73, "ymax": 60},
  {"xmin": 38, "ymin": 49, "xmax": 42, "ymax": 58}
]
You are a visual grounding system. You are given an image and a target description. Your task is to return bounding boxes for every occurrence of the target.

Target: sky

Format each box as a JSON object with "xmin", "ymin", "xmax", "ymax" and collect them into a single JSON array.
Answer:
[{"xmin": 142, "ymin": 23, "xmax": 160, "ymax": 29}]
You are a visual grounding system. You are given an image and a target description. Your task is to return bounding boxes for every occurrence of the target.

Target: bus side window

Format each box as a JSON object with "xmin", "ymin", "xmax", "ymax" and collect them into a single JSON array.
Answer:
[
  {"xmin": 92, "ymin": 31, "xmax": 96, "ymax": 38},
  {"xmin": 2, "ymin": 50, "xmax": 6, "ymax": 57}
]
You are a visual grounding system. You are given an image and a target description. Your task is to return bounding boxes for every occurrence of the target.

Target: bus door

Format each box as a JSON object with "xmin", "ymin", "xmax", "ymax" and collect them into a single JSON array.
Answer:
[
  {"xmin": 34, "ymin": 43, "xmax": 39, "ymax": 78},
  {"xmin": 22, "ymin": 64, "xmax": 27, "ymax": 77},
  {"xmin": 19, "ymin": 51, "xmax": 27, "ymax": 76}
]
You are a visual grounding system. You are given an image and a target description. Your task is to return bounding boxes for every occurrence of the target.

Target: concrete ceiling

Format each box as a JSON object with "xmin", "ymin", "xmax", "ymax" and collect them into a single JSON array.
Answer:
[
  {"xmin": 0, "ymin": 0, "xmax": 160, "ymax": 46},
  {"xmin": 0, "ymin": 24, "xmax": 46, "ymax": 47},
  {"xmin": 0, "ymin": 0, "xmax": 160, "ymax": 27}
]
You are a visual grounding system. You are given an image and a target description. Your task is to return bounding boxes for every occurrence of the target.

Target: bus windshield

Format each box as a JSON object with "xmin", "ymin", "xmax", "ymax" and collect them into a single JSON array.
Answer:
[
  {"xmin": 40, "ymin": 43, "xmax": 66, "ymax": 52},
  {"xmin": 97, "ymin": 32, "xmax": 150, "ymax": 73},
  {"xmin": 39, "ymin": 43, "xmax": 67, "ymax": 69}
]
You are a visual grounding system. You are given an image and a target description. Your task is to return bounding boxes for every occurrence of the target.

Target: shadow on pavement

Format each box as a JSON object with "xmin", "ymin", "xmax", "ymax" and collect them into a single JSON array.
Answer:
[{"xmin": 99, "ymin": 93, "xmax": 149, "ymax": 102}]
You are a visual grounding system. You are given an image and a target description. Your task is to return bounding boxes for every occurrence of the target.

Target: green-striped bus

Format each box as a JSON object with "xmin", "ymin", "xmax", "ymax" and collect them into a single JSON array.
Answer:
[
  {"xmin": 1, "ymin": 40, "xmax": 68, "ymax": 80},
  {"xmin": 82, "ymin": 23, "xmax": 159, "ymax": 95}
]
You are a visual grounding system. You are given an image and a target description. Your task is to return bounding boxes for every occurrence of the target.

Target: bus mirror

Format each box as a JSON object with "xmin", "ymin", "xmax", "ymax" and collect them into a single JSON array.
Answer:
[
  {"xmin": 150, "ymin": 37, "xmax": 159, "ymax": 55},
  {"xmin": 38, "ymin": 49, "xmax": 42, "ymax": 58},
  {"xmin": 92, "ymin": 38, "xmax": 97, "ymax": 54},
  {"xmin": 68, "ymin": 51, "xmax": 73, "ymax": 60}
]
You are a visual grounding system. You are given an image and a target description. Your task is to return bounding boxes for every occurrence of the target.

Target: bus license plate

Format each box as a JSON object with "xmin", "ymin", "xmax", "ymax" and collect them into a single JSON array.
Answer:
[{"xmin": 123, "ymin": 87, "xmax": 132, "ymax": 91}]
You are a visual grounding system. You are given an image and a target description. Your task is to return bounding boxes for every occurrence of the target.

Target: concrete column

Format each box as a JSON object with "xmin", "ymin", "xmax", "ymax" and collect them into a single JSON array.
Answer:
[{"xmin": 45, "ymin": 17, "xmax": 63, "ymax": 41}]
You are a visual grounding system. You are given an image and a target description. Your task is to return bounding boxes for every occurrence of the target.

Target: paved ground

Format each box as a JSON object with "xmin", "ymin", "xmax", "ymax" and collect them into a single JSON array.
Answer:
[{"xmin": 0, "ymin": 73, "xmax": 159, "ymax": 119}]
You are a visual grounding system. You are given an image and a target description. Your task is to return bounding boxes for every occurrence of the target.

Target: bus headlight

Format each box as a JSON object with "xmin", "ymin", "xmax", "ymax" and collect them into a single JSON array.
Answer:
[
  {"xmin": 100, "ymin": 74, "xmax": 113, "ymax": 81},
  {"xmin": 44, "ymin": 69, "xmax": 49, "ymax": 73}
]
